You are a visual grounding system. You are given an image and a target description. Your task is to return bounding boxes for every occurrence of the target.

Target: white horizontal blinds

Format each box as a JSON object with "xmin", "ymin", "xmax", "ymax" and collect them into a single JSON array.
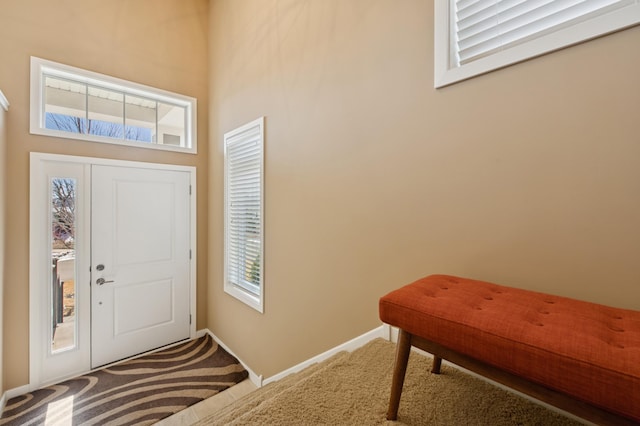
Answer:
[
  {"xmin": 225, "ymin": 120, "xmax": 263, "ymax": 296},
  {"xmin": 454, "ymin": 0, "xmax": 634, "ymax": 65}
]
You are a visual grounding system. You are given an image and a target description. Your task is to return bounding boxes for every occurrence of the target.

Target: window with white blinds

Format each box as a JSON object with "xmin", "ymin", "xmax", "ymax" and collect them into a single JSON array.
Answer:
[
  {"xmin": 434, "ymin": 0, "xmax": 640, "ymax": 87},
  {"xmin": 224, "ymin": 117, "xmax": 264, "ymax": 313}
]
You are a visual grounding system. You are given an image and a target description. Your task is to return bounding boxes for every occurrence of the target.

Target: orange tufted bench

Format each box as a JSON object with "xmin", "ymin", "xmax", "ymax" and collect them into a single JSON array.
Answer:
[{"xmin": 379, "ymin": 275, "xmax": 640, "ymax": 425}]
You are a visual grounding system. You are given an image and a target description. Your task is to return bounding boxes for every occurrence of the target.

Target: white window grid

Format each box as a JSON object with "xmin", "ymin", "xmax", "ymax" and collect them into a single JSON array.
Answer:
[{"xmin": 30, "ymin": 57, "xmax": 197, "ymax": 154}]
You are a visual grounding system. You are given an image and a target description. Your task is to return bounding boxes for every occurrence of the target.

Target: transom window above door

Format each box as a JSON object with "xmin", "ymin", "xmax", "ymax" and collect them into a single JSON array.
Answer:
[{"xmin": 30, "ymin": 57, "xmax": 197, "ymax": 154}]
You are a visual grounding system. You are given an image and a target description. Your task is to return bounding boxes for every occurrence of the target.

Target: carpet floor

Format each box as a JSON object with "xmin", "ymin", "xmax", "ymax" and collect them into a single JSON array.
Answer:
[
  {"xmin": 196, "ymin": 338, "xmax": 584, "ymax": 425},
  {"xmin": 0, "ymin": 335, "xmax": 248, "ymax": 426}
]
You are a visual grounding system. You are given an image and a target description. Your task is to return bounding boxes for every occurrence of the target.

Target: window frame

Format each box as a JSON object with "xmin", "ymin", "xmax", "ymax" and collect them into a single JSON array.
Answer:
[
  {"xmin": 30, "ymin": 56, "xmax": 197, "ymax": 154},
  {"xmin": 434, "ymin": 0, "xmax": 640, "ymax": 88},
  {"xmin": 223, "ymin": 117, "xmax": 265, "ymax": 313}
]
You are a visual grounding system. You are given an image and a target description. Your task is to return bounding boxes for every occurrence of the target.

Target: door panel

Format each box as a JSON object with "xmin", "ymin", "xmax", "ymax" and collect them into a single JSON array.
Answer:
[
  {"xmin": 91, "ymin": 165, "xmax": 190, "ymax": 368},
  {"xmin": 113, "ymin": 181, "xmax": 174, "ymax": 265},
  {"xmin": 114, "ymin": 278, "xmax": 174, "ymax": 334}
]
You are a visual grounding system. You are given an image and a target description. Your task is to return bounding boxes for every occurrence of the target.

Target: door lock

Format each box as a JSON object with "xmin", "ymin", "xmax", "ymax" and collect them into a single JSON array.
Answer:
[{"xmin": 96, "ymin": 278, "xmax": 114, "ymax": 285}]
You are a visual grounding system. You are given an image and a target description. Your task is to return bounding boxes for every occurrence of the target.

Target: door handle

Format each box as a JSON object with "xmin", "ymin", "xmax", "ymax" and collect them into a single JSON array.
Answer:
[{"xmin": 96, "ymin": 278, "xmax": 114, "ymax": 285}]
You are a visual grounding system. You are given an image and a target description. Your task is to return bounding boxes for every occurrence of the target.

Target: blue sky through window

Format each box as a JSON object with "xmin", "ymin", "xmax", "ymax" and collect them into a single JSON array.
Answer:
[{"xmin": 45, "ymin": 112, "xmax": 153, "ymax": 143}]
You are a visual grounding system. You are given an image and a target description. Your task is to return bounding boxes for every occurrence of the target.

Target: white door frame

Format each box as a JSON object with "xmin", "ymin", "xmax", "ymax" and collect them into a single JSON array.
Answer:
[{"xmin": 29, "ymin": 152, "xmax": 197, "ymax": 390}]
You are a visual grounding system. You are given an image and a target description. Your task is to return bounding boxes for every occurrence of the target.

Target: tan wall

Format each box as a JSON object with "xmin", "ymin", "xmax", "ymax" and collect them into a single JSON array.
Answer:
[
  {"xmin": 208, "ymin": 0, "xmax": 640, "ymax": 379},
  {"xmin": 0, "ymin": 91, "xmax": 8, "ymax": 397},
  {"xmin": 0, "ymin": 0, "xmax": 209, "ymax": 390}
]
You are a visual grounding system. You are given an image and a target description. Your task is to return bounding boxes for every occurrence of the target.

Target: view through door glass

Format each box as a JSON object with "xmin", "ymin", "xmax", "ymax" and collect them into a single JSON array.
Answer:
[{"xmin": 51, "ymin": 177, "xmax": 77, "ymax": 353}]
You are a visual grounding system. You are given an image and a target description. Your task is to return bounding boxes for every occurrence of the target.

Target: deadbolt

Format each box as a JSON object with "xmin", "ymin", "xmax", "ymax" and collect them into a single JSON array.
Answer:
[{"xmin": 96, "ymin": 264, "xmax": 105, "ymax": 271}]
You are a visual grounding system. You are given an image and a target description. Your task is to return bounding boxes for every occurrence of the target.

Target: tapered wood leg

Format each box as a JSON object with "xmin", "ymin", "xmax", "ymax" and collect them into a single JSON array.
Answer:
[
  {"xmin": 387, "ymin": 329, "xmax": 412, "ymax": 421},
  {"xmin": 432, "ymin": 356, "xmax": 442, "ymax": 374}
]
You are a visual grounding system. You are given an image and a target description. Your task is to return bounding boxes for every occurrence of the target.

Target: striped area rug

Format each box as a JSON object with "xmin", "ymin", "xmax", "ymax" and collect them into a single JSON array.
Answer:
[{"xmin": 0, "ymin": 335, "xmax": 248, "ymax": 425}]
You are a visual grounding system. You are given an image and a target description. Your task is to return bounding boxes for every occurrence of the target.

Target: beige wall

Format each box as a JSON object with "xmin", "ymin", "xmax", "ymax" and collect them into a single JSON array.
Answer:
[
  {"xmin": 208, "ymin": 0, "xmax": 640, "ymax": 379},
  {"xmin": 0, "ymin": 91, "xmax": 8, "ymax": 397},
  {"xmin": 0, "ymin": 0, "xmax": 209, "ymax": 390}
]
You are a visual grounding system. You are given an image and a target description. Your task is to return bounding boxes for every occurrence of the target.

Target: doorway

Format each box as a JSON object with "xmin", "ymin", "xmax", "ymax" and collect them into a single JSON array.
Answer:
[{"xmin": 29, "ymin": 153, "xmax": 196, "ymax": 389}]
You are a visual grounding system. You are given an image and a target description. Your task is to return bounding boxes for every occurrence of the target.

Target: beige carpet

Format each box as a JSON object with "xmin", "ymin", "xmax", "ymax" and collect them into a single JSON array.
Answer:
[{"xmin": 196, "ymin": 338, "xmax": 585, "ymax": 425}]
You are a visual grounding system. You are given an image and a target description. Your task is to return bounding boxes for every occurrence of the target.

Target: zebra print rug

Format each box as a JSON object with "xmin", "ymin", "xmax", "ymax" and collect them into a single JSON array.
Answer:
[{"xmin": 0, "ymin": 335, "xmax": 248, "ymax": 425}]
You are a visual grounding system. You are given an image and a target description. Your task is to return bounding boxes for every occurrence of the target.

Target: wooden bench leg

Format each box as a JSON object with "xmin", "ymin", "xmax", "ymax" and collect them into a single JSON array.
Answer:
[
  {"xmin": 432, "ymin": 356, "xmax": 442, "ymax": 374},
  {"xmin": 387, "ymin": 329, "xmax": 412, "ymax": 421}
]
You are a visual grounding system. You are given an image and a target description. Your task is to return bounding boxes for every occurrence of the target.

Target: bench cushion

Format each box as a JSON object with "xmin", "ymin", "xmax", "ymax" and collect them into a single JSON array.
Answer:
[{"xmin": 379, "ymin": 275, "xmax": 640, "ymax": 422}]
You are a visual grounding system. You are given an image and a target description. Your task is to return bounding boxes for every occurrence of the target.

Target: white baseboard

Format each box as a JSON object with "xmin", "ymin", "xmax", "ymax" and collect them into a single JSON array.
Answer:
[
  {"xmin": 204, "ymin": 326, "xmax": 388, "ymax": 388},
  {"xmin": 383, "ymin": 323, "xmax": 396, "ymax": 342},
  {"xmin": 2, "ymin": 327, "xmax": 386, "ymax": 413},
  {"xmin": 201, "ymin": 329, "xmax": 263, "ymax": 388},
  {"xmin": 263, "ymin": 325, "xmax": 388, "ymax": 386},
  {"xmin": 6, "ymin": 385, "xmax": 30, "ymax": 400},
  {"xmin": 2, "ymin": 384, "xmax": 30, "ymax": 411},
  {"xmin": 3, "ymin": 326, "xmax": 390, "ymax": 412}
]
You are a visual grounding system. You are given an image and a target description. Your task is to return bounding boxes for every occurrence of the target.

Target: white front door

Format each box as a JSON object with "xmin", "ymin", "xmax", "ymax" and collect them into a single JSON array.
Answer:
[
  {"xmin": 91, "ymin": 165, "xmax": 191, "ymax": 368},
  {"xmin": 31, "ymin": 154, "xmax": 196, "ymax": 388}
]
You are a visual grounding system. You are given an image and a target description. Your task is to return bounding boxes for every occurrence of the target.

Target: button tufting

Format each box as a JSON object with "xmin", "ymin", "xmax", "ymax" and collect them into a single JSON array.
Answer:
[{"xmin": 380, "ymin": 274, "xmax": 640, "ymax": 420}]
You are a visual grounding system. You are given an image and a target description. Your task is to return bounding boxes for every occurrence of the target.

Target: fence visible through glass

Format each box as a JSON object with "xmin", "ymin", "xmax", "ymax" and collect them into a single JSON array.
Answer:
[{"xmin": 51, "ymin": 177, "xmax": 77, "ymax": 353}]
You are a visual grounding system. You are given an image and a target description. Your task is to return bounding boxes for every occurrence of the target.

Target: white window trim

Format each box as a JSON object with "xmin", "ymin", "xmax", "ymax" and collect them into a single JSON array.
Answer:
[
  {"xmin": 30, "ymin": 57, "xmax": 197, "ymax": 154},
  {"xmin": 434, "ymin": 0, "xmax": 640, "ymax": 88},
  {"xmin": 0, "ymin": 89, "xmax": 9, "ymax": 111},
  {"xmin": 224, "ymin": 117, "xmax": 265, "ymax": 313}
]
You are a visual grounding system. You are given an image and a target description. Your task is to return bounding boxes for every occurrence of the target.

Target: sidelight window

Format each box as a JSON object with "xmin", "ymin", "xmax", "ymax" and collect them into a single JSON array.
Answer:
[{"xmin": 51, "ymin": 178, "xmax": 77, "ymax": 353}]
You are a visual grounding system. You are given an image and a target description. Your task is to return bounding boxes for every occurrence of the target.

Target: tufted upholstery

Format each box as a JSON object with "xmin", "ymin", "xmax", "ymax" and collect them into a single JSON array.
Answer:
[{"xmin": 379, "ymin": 274, "xmax": 640, "ymax": 422}]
